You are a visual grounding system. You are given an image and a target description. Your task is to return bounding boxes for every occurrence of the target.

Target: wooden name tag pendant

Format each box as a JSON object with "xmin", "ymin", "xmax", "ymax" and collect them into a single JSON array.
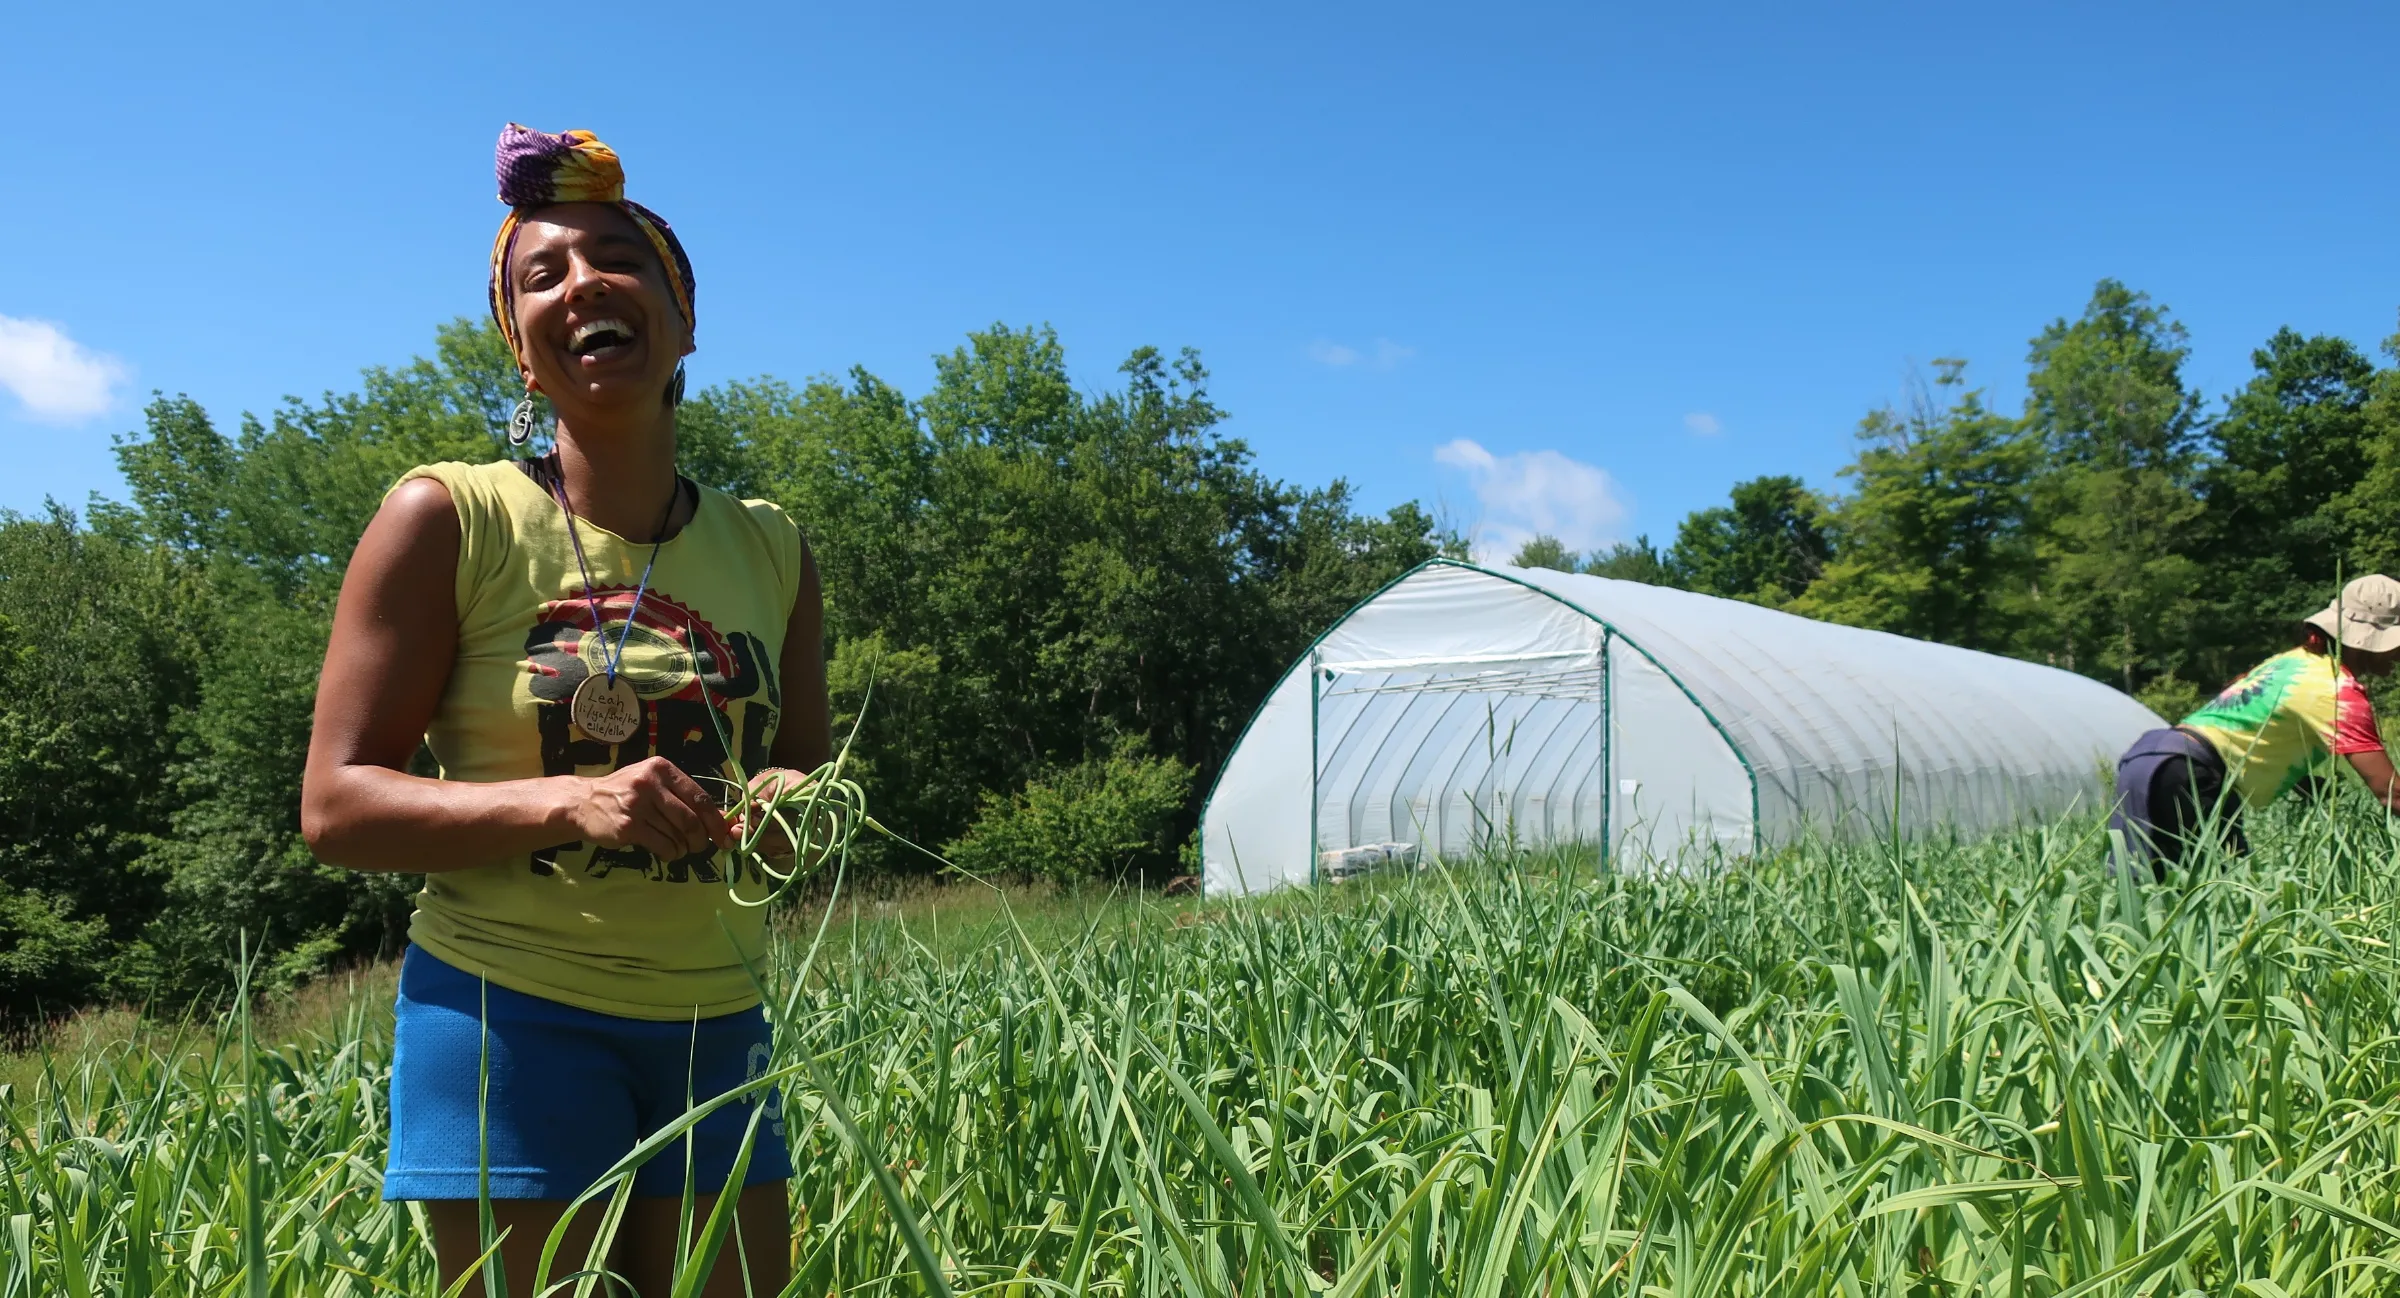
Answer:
[{"xmin": 572, "ymin": 674, "xmax": 643, "ymax": 744}]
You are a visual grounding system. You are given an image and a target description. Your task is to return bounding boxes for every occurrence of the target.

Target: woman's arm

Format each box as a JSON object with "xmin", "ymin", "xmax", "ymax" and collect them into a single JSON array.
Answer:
[
  {"xmin": 300, "ymin": 477, "xmax": 733, "ymax": 873},
  {"xmin": 2344, "ymin": 748, "xmax": 2400, "ymax": 812}
]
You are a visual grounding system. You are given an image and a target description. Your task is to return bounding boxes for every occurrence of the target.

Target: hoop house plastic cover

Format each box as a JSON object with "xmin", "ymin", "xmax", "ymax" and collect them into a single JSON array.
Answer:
[{"xmin": 1200, "ymin": 559, "xmax": 2163, "ymax": 896}]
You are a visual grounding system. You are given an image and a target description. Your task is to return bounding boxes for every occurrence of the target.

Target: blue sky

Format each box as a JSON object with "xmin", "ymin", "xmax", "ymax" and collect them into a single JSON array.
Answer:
[{"xmin": 6, "ymin": 2, "xmax": 2398, "ymax": 559}]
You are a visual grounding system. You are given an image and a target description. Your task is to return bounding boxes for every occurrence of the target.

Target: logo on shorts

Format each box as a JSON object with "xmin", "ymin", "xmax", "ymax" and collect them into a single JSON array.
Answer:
[{"xmin": 745, "ymin": 1041, "xmax": 786, "ymax": 1142}]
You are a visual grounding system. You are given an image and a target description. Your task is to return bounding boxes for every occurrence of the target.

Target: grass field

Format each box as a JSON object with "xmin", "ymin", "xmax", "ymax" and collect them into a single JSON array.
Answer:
[{"xmin": 8, "ymin": 799, "xmax": 2400, "ymax": 1296}]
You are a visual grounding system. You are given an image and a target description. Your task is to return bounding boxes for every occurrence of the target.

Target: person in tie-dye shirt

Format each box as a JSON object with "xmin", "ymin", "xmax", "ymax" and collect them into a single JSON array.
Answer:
[{"xmin": 2111, "ymin": 574, "xmax": 2400, "ymax": 876}]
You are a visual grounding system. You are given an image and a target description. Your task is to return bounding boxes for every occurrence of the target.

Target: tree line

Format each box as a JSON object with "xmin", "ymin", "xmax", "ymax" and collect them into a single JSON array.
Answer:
[
  {"xmin": 1518, "ymin": 279, "xmax": 2400, "ymax": 724},
  {"xmin": 2, "ymin": 277, "xmax": 2388, "ymax": 1017}
]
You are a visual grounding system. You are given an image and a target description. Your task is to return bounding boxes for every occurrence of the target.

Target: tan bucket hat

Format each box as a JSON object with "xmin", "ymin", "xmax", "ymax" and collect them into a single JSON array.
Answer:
[{"xmin": 2305, "ymin": 574, "xmax": 2400, "ymax": 654}]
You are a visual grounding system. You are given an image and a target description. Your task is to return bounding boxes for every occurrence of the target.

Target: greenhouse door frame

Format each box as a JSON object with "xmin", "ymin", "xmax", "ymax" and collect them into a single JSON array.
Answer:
[
  {"xmin": 1308, "ymin": 649, "xmax": 1320, "ymax": 886},
  {"xmin": 1304, "ymin": 634, "xmax": 1617, "ymax": 879},
  {"xmin": 1598, "ymin": 631, "xmax": 1611, "ymax": 871}
]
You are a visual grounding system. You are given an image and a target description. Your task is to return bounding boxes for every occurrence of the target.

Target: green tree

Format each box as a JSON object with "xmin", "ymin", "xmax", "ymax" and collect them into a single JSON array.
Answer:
[
  {"xmin": 1791, "ymin": 361, "xmax": 2036, "ymax": 649},
  {"xmin": 0, "ymin": 507, "xmax": 200, "ymax": 1014},
  {"xmin": 2190, "ymin": 329, "xmax": 2377, "ymax": 685},
  {"xmin": 109, "ymin": 395, "xmax": 237, "ymax": 554},
  {"xmin": 2337, "ymin": 350, "xmax": 2400, "ymax": 582},
  {"xmin": 2020, "ymin": 280, "xmax": 2205, "ymax": 690},
  {"xmin": 1666, "ymin": 475, "xmax": 1832, "ymax": 606},
  {"xmin": 1510, "ymin": 534, "xmax": 1577, "ymax": 571},
  {"xmin": 722, "ymin": 325, "xmax": 1449, "ymax": 874},
  {"xmin": 1584, "ymin": 536, "xmax": 1672, "ymax": 585}
]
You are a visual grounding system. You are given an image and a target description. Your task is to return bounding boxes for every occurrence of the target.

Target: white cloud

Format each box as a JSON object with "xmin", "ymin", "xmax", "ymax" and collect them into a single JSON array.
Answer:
[
  {"xmin": 1310, "ymin": 336, "xmax": 1414, "ymax": 371},
  {"xmin": 0, "ymin": 316, "xmax": 129, "ymax": 423},
  {"xmin": 1683, "ymin": 411, "xmax": 1721, "ymax": 437},
  {"xmin": 1433, "ymin": 438, "xmax": 1628, "ymax": 563}
]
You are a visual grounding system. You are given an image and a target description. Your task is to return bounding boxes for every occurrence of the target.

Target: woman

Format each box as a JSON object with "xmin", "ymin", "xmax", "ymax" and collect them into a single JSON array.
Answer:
[
  {"xmin": 2111, "ymin": 573, "xmax": 2400, "ymax": 877},
  {"xmin": 301, "ymin": 125, "xmax": 820, "ymax": 1296}
]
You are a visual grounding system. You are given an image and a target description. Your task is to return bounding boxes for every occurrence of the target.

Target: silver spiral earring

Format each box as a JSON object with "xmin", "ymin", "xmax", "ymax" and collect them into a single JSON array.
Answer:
[
  {"xmin": 508, "ymin": 395, "xmax": 538, "ymax": 447},
  {"xmin": 668, "ymin": 362, "xmax": 688, "ymax": 408}
]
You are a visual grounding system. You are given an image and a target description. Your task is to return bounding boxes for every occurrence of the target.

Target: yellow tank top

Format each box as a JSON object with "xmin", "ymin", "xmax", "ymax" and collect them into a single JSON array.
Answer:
[{"xmin": 396, "ymin": 459, "xmax": 803, "ymax": 1019}]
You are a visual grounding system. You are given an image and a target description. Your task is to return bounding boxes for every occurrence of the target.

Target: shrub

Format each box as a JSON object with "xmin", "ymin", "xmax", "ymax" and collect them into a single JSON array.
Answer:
[
  {"xmin": 2135, "ymin": 669, "xmax": 2207, "ymax": 723},
  {"xmin": 941, "ymin": 749, "xmax": 1193, "ymax": 883},
  {"xmin": 0, "ymin": 884, "xmax": 121, "ymax": 1020}
]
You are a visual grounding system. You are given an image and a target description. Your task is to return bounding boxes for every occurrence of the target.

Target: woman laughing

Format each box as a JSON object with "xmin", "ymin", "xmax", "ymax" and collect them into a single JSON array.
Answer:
[{"xmin": 301, "ymin": 124, "xmax": 822, "ymax": 1296}]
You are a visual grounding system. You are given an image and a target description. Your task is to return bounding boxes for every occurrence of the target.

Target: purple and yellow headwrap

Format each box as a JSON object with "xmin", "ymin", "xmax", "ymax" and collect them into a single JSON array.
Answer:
[{"xmin": 486, "ymin": 124, "xmax": 696, "ymax": 361}]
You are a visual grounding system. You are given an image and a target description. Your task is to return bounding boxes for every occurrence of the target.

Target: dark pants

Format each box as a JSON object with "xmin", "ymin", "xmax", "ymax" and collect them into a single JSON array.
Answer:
[{"xmin": 2110, "ymin": 728, "xmax": 2246, "ymax": 880}]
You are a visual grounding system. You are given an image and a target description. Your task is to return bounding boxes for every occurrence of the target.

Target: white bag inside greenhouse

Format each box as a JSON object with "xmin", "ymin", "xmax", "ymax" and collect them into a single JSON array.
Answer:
[{"xmin": 1200, "ymin": 560, "xmax": 2162, "ymax": 896}]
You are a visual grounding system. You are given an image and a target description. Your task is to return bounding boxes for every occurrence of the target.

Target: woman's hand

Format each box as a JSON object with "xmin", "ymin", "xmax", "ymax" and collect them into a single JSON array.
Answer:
[
  {"xmin": 735, "ymin": 767, "xmax": 835, "ymax": 864},
  {"xmin": 562, "ymin": 757, "xmax": 737, "ymax": 861}
]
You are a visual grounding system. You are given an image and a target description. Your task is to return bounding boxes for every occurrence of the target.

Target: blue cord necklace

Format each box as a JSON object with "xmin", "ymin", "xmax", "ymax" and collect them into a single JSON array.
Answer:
[{"xmin": 549, "ymin": 461, "xmax": 683, "ymax": 745}]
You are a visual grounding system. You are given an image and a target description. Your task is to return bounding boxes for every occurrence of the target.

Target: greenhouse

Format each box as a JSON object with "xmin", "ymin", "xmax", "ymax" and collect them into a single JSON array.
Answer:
[{"xmin": 1200, "ymin": 559, "xmax": 2162, "ymax": 895}]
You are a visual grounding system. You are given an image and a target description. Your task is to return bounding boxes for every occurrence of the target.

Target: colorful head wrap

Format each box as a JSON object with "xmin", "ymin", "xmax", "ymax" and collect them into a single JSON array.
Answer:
[{"xmin": 486, "ymin": 124, "xmax": 696, "ymax": 362}]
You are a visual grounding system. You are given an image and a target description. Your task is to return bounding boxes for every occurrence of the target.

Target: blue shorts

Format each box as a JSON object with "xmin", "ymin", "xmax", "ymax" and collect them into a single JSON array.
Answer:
[{"xmin": 383, "ymin": 945, "xmax": 794, "ymax": 1200}]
